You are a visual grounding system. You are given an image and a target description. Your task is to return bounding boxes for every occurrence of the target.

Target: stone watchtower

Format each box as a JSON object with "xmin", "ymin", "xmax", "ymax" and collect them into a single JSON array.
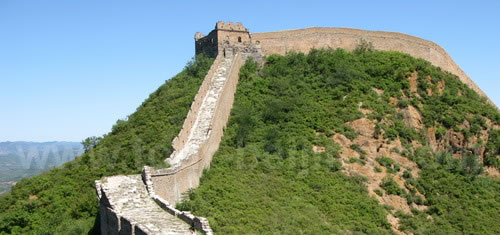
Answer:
[{"xmin": 195, "ymin": 21, "xmax": 260, "ymax": 58}]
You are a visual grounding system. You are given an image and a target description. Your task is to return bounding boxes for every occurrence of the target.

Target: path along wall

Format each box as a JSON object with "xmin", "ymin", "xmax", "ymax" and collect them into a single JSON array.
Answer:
[
  {"xmin": 146, "ymin": 53, "xmax": 245, "ymax": 205},
  {"xmin": 171, "ymin": 57, "xmax": 222, "ymax": 153},
  {"xmin": 96, "ymin": 181, "xmax": 151, "ymax": 235},
  {"xmin": 252, "ymin": 27, "xmax": 494, "ymax": 106}
]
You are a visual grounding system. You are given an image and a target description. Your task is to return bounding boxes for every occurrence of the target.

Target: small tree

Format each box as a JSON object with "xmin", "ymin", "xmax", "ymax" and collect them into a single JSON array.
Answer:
[
  {"xmin": 81, "ymin": 136, "xmax": 102, "ymax": 153},
  {"xmin": 436, "ymin": 151, "xmax": 459, "ymax": 172},
  {"xmin": 354, "ymin": 38, "xmax": 374, "ymax": 54},
  {"xmin": 460, "ymin": 153, "xmax": 483, "ymax": 178},
  {"xmin": 234, "ymin": 104, "xmax": 256, "ymax": 147}
]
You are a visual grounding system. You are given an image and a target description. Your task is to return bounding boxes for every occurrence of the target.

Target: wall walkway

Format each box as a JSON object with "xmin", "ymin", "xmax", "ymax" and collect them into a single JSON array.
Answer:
[
  {"xmin": 96, "ymin": 175, "xmax": 192, "ymax": 235},
  {"xmin": 145, "ymin": 52, "xmax": 245, "ymax": 205}
]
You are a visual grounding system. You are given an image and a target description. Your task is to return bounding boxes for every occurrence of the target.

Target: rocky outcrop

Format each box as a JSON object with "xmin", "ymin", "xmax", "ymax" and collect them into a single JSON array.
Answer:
[
  {"xmin": 331, "ymin": 116, "xmax": 425, "ymax": 232},
  {"xmin": 402, "ymin": 105, "xmax": 424, "ymax": 129},
  {"xmin": 408, "ymin": 72, "xmax": 418, "ymax": 94}
]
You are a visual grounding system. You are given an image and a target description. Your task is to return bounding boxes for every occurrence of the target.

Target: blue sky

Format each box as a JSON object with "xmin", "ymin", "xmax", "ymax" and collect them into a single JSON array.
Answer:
[{"xmin": 0, "ymin": 1, "xmax": 499, "ymax": 142}]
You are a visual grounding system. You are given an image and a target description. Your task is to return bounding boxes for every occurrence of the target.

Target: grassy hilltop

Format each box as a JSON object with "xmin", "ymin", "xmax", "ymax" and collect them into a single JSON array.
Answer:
[{"xmin": 1, "ymin": 47, "xmax": 499, "ymax": 234}]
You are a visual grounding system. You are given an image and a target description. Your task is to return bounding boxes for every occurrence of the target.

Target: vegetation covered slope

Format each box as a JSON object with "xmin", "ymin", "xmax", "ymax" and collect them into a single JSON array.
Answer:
[
  {"xmin": 0, "ymin": 56, "xmax": 213, "ymax": 234},
  {"xmin": 177, "ymin": 49, "xmax": 500, "ymax": 234}
]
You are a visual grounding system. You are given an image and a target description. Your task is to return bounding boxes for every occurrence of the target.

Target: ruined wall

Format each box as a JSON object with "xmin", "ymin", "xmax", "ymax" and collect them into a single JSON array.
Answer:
[
  {"xmin": 171, "ymin": 57, "xmax": 221, "ymax": 153},
  {"xmin": 195, "ymin": 30, "xmax": 218, "ymax": 58},
  {"xmin": 196, "ymin": 21, "xmax": 252, "ymax": 58},
  {"xmin": 217, "ymin": 30, "xmax": 251, "ymax": 47},
  {"xmin": 97, "ymin": 205, "xmax": 159, "ymax": 235},
  {"xmin": 95, "ymin": 180, "xmax": 155, "ymax": 235},
  {"xmin": 148, "ymin": 53, "xmax": 245, "ymax": 205},
  {"xmin": 141, "ymin": 169, "xmax": 213, "ymax": 234},
  {"xmin": 215, "ymin": 21, "xmax": 251, "ymax": 49},
  {"xmin": 252, "ymin": 27, "xmax": 492, "ymax": 105},
  {"xmin": 97, "ymin": 198, "xmax": 151, "ymax": 235}
]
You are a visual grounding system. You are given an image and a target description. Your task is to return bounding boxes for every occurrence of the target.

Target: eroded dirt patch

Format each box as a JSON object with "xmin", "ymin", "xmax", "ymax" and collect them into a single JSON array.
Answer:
[{"xmin": 331, "ymin": 117, "xmax": 427, "ymax": 232}]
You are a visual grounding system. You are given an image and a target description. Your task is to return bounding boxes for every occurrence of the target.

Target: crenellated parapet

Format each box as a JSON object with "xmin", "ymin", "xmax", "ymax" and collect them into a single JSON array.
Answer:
[{"xmin": 216, "ymin": 21, "xmax": 248, "ymax": 32}]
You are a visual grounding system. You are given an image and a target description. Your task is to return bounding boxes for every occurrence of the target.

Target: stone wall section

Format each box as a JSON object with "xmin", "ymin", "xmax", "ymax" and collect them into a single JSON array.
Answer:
[
  {"xmin": 171, "ymin": 56, "xmax": 222, "ymax": 155},
  {"xmin": 146, "ymin": 52, "xmax": 245, "ymax": 205},
  {"xmin": 251, "ymin": 27, "xmax": 494, "ymax": 106},
  {"xmin": 95, "ymin": 175, "xmax": 195, "ymax": 235},
  {"xmin": 195, "ymin": 21, "xmax": 252, "ymax": 58},
  {"xmin": 195, "ymin": 30, "xmax": 218, "ymax": 58},
  {"xmin": 142, "ymin": 167, "xmax": 213, "ymax": 235}
]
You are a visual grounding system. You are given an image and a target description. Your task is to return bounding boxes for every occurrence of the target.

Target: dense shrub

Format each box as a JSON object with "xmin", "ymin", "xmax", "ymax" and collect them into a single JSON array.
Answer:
[
  {"xmin": 380, "ymin": 177, "xmax": 404, "ymax": 196},
  {"xmin": 376, "ymin": 157, "xmax": 401, "ymax": 173},
  {"xmin": 485, "ymin": 130, "xmax": 500, "ymax": 168},
  {"xmin": 398, "ymin": 148, "xmax": 500, "ymax": 234}
]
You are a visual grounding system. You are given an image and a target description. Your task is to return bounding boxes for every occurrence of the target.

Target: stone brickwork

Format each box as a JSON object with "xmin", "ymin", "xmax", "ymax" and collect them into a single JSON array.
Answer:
[
  {"xmin": 170, "ymin": 55, "xmax": 223, "ymax": 156},
  {"xmin": 195, "ymin": 21, "xmax": 261, "ymax": 59},
  {"xmin": 148, "ymin": 52, "xmax": 245, "ymax": 205},
  {"xmin": 95, "ymin": 175, "xmax": 194, "ymax": 235}
]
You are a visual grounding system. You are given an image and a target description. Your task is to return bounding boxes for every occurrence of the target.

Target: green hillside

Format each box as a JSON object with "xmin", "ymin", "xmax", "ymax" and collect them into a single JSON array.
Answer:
[
  {"xmin": 0, "ymin": 56, "xmax": 213, "ymax": 234},
  {"xmin": 177, "ymin": 49, "xmax": 500, "ymax": 234}
]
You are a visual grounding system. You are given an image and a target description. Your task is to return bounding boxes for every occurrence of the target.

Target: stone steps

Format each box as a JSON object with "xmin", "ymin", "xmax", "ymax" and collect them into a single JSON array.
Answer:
[
  {"xmin": 167, "ymin": 57, "xmax": 234, "ymax": 168},
  {"xmin": 97, "ymin": 175, "xmax": 192, "ymax": 234}
]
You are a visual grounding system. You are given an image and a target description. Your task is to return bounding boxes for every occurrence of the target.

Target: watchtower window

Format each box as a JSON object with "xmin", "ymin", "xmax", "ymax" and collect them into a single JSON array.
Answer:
[{"xmin": 238, "ymin": 36, "xmax": 242, "ymax": 43}]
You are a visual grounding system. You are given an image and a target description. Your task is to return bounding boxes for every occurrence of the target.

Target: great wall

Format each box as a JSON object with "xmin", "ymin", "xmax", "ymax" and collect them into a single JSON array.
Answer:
[{"xmin": 95, "ymin": 21, "xmax": 494, "ymax": 234}]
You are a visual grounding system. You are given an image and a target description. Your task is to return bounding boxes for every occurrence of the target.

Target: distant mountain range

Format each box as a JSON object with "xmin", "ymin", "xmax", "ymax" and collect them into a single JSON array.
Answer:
[{"xmin": 0, "ymin": 141, "xmax": 83, "ymax": 194}]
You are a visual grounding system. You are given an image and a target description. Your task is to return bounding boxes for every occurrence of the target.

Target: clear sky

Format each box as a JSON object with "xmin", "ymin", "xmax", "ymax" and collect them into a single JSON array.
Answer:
[{"xmin": 1, "ymin": 1, "xmax": 499, "ymax": 142}]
